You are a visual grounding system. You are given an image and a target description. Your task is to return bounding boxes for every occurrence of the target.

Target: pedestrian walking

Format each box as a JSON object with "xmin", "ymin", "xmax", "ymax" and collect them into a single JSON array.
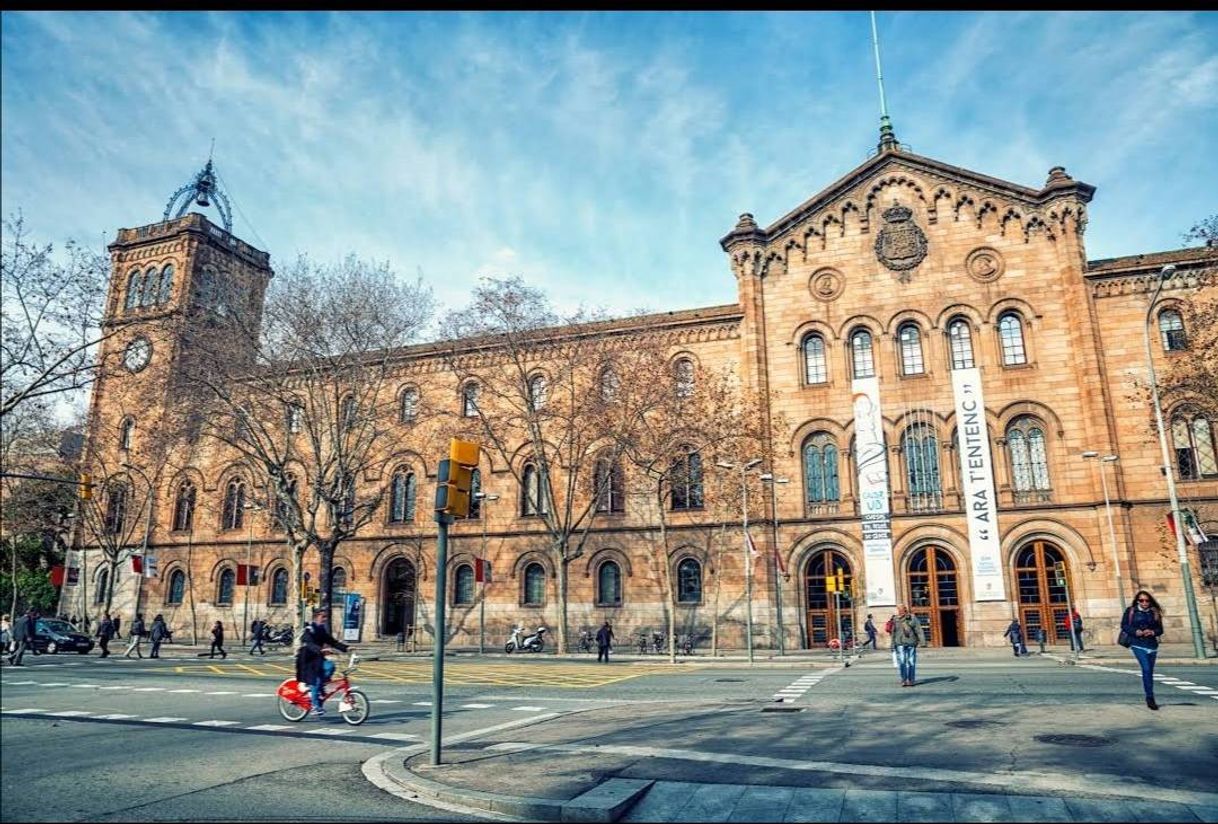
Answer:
[
  {"xmin": 112, "ymin": 615, "xmax": 122, "ymax": 641},
  {"xmin": 209, "ymin": 620, "xmax": 228, "ymax": 659},
  {"xmin": 1003, "ymin": 618, "xmax": 1025, "ymax": 657},
  {"xmin": 596, "ymin": 621, "xmax": 614, "ymax": 663},
  {"xmin": 1, "ymin": 613, "xmax": 11, "ymax": 656},
  {"xmin": 123, "ymin": 613, "xmax": 147, "ymax": 658},
  {"xmin": 1121, "ymin": 590, "xmax": 1164, "ymax": 711},
  {"xmin": 1068, "ymin": 608, "xmax": 1085, "ymax": 652},
  {"xmin": 249, "ymin": 618, "xmax": 266, "ymax": 655},
  {"xmin": 8, "ymin": 608, "xmax": 37, "ymax": 666},
  {"xmin": 97, "ymin": 613, "xmax": 114, "ymax": 658},
  {"xmin": 861, "ymin": 614, "xmax": 878, "ymax": 650},
  {"xmin": 149, "ymin": 614, "xmax": 169, "ymax": 658},
  {"xmin": 890, "ymin": 604, "xmax": 925, "ymax": 687}
]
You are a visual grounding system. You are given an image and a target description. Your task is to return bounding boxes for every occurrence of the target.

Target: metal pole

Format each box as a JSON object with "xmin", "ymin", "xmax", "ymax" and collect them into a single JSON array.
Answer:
[
  {"xmin": 1144, "ymin": 266, "xmax": 1207, "ymax": 659},
  {"xmin": 243, "ymin": 513, "xmax": 253, "ymax": 645},
  {"xmin": 1062, "ymin": 568, "xmax": 1078, "ymax": 663},
  {"xmin": 742, "ymin": 466, "xmax": 754, "ymax": 665},
  {"xmin": 835, "ymin": 590, "xmax": 844, "ymax": 665},
  {"xmin": 479, "ymin": 499, "xmax": 488, "ymax": 655},
  {"xmin": 1098, "ymin": 459, "xmax": 1126, "ymax": 609},
  {"xmin": 431, "ymin": 515, "xmax": 451, "ymax": 765},
  {"xmin": 770, "ymin": 481, "xmax": 784, "ymax": 656}
]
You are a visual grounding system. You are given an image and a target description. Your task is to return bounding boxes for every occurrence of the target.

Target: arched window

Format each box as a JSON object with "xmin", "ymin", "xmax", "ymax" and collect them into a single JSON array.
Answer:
[
  {"xmin": 124, "ymin": 269, "xmax": 142, "ymax": 311},
  {"xmin": 173, "ymin": 481, "xmax": 196, "ymax": 532},
  {"xmin": 1007, "ymin": 417, "xmax": 1051, "ymax": 502},
  {"xmin": 1172, "ymin": 412, "xmax": 1217, "ymax": 480},
  {"xmin": 167, "ymin": 570, "xmax": 186, "ymax": 605},
  {"xmin": 141, "ymin": 266, "xmax": 159, "ymax": 307},
  {"xmin": 469, "ymin": 469, "xmax": 483, "ymax": 519},
  {"xmin": 523, "ymin": 562, "xmax": 546, "ymax": 606},
  {"xmin": 677, "ymin": 558, "xmax": 702, "ymax": 603},
  {"xmin": 222, "ymin": 479, "xmax": 246, "ymax": 530},
  {"xmin": 1159, "ymin": 309, "xmax": 1187, "ymax": 352},
  {"xmin": 528, "ymin": 374, "xmax": 548, "ymax": 411},
  {"xmin": 670, "ymin": 446, "xmax": 703, "ymax": 511},
  {"xmin": 94, "ymin": 567, "xmax": 109, "ymax": 605},
  {"xmin": 453, "ymin": 564, "xmax": 475, "ymax": 605},
  {"xmin": 594, "ymin": 457, "xmax": 625, "ymax": 513},
  {"xmin": 157, "ymin": 264, "xmax": 174, "ymax": 305},
  {"xmin": 802, "ymin": 433, "xmax": 840, "ymax": 506},
  {"xmin": 270, "ymin": 568, "xmax": 289, "ymax": 605},
  {"xmin": 599, "ymin": 366, "xmax": 619, "ymax": 403},
  {"xmin": 596, "ymin": 561, "xmax": 622, "ymax": 606},
  {"xmin": 998, "ymin": 312, "xmax": 1027, "ymax": 366},
  {"xmin": 273, "ymin": 473, "xmax": 297, "ymax": 530},
  {"xmin": 947, "ymin": 317, "xmax": 975, "ymax": 370},
  {"xmin": 521, "ymin": 463, "xmax": 549, "ymax": 516},
  {"xmin": 902, "ymin": 423, "xmax": 942, "ymax": 511},
  {"xmin": 332, "ymin": 567, "xmax": 347, "ymax": 601},
  {"xmin": 898, "ymin": 323, "xmax": 925, "ymax": 376},
  {"xmin": 399, "ymin": 387, "xmax": 419, "ymax": 422},
  {"xmin": 851, "ymin": 329, "xmax": 875, "ymax": 379},
  {"xmin": 119, "ymin": 417, "xmax": 134, "ymax": 451},
  {"xmin": 802, "ymin": 333, "xmax": 828, "ymax": 385},
  {"xmin": 461, "ymin": 382, "xmax": 479, "ymax": 417},
  {"xmin": 104, "ymin": 482, "xmax": 128, "ymax": 535},
  {"xmin": 217, "ymin": 568, "xmax": 235, "ymax": 605},
  {"xmin": 389, "ymin": 468, "xmax": 417, "ymax": 523},
  {"xmin": 673, "ymin": 358, "xmax": 695, "ymax": 398}
]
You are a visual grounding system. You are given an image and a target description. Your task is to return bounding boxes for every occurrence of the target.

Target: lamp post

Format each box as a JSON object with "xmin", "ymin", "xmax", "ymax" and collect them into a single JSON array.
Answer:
[
  {"xmin": 716, "ymin": 457, "xmax": 761, "ymax": 663},
  {"xmin": 121, "ymin": 462, "xmax": 155, "ymax": 625},
  {"xmin": 760, "ymin": 473, "xmax": 789, "ymax": 655},
  {"xmin": 242, "ymin": 500, "xmax": 264, "ymax": 645},
  {"xmin": 1082, "ymin": 452, "xmax": 1125, "ymax": 610},
  {"xmin": 474, "ymin": 490, "xmax": 499, "ymax": 654},
  {"xmin": 1142, "ymin": 263, "xmax": 1207, "ymax": 658}
]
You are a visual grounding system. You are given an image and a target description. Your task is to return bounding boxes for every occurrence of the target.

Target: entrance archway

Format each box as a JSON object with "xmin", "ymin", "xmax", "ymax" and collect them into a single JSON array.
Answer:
[
  {"xmin": 906, "ymin": 546, "xmax": 962, "ymax": 647},
  {"xmin": 804, "ymin": 548, "xmax": 854, "ymax": 648},
  {"xmin": 1014, "ymin": 540, "xmax": 1072, "ymax": 643},
  {"xmin": 381, "ymin": 558, "xmax": 416, "ymax": 637}
]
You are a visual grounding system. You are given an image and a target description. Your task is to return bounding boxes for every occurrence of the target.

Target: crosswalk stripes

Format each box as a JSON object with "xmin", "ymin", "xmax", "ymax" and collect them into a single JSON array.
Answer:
[{"xmin": 770, "ymin": 667, "xmax": 841, "ymax": 702}]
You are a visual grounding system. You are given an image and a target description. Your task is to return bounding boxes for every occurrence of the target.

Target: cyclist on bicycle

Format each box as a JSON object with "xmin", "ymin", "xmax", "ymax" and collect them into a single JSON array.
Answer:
[{"xmin": 295, "ymin": 607, "xmax": 350, "ymax": 718}]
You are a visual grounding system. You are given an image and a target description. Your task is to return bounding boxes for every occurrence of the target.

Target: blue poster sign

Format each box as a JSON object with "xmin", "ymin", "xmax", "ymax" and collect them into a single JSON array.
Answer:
[{"xmin": 342, "ymin": 592, "xmax": 362, "ymax": 642}]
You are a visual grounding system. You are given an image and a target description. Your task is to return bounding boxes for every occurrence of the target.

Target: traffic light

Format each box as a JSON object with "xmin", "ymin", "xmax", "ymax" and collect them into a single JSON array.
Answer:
[
  {"xmin": 435, "ymin": 439, "xmax": 479, "ymax": 519},
  {"xmin": 1053, "ymin": 561, "xmax": 1066, "ymax": 588},
  {"xmin": 79, "ymin": 472, "xmax": 92, "ymax": 500},
  {"xmin": 826, "ymin": 575, "xmax": 837, "ymax": 593}
]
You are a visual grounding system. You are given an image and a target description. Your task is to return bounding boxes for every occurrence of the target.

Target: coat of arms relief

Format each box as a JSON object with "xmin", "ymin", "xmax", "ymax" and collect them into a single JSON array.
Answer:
[{"xmin": 874, "ymin": 202, "xmax": 928, "ymax": 282}]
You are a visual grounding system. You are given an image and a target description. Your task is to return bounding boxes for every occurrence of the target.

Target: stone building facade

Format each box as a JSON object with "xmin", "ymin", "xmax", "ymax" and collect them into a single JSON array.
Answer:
[{"xmin": 63, "ymin": 139, "xmax": 1218, "ymax": 651}]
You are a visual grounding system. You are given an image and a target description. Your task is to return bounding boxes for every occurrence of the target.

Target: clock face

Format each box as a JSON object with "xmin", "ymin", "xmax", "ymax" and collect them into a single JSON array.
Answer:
[{"xmin": 123, "ymin": 337, "xmax": 152, "ymax": 373}]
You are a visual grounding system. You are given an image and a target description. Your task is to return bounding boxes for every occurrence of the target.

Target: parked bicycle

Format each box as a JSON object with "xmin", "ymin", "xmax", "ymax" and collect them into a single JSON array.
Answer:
[
  {"xmin": 636, "ymin": 631, "xmax": 665, "ymax": 654},
  {"xmin": 275, "ymin": 651, "xmax": 369, "ymax": 725},
  {"xmin": 576, "ymin": 629, "xmax": 595, "ymax": 654}
]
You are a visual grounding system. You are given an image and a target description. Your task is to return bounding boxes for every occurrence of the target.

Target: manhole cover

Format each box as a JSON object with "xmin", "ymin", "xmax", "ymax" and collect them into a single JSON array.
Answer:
[
  {"xmin": 1034, "ymin": 734, "xmax": 1114, "ymax": 748},
  {"xmin": 761, "ymin": 706, "xmax": 805, "ymax": 713},
  {"xmin": 945, "ymin": 719, "xmax": 1007, "ymax": 729},
  {"xmin": 715, "ymin": 678, "xmax": 745, "ymax": 683}
]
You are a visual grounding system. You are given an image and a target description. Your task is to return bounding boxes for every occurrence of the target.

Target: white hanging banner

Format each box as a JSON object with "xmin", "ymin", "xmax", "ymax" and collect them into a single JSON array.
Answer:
[
  {"xmin": 853, "ymin": 376, "xmax": 896, "ymax": 607},
  {"xmin": 951, "ymin": 367, "xmax": 1006, "ymax": 601}
]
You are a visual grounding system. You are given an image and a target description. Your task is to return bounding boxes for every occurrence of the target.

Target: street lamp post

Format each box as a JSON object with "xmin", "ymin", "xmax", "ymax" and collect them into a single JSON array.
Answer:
[
  {"xmin": 1143, "ymin": 263, "xmax": 1207, "ymax": 659},
  {"xmin": 242, "ymin": 500, "xmax": 264, "ymax": 645},
  {"xmin": 717, "ymin": 458, "xmax": 761, "ymax": 663},
  {"xmin": 1082, "ymin": 452, "xmax": 1125, "ymax": 610},
  {"xmin": 760, "ymin": 473, "xmax": 789, "ymax": 655},
  {"xmin": 474, "ymin": 490, "xmax": 499, "ymax": 655},
  {"xmin": 121, "ymin": 462, "xmax": 155, "ymax": 625}
]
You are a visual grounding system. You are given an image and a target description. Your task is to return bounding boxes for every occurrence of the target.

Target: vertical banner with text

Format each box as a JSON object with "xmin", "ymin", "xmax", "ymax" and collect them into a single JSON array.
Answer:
[
  {"xmin": 853, "ymin": 376, "xmax": 896, "ymax": 607},
  {"xmin": 951, "ymin": 367, "xmax": 1006, "ymax": 601},
  {"xmin": 342, "ymin": 592, "xmax": 363, "ymax": 642}
]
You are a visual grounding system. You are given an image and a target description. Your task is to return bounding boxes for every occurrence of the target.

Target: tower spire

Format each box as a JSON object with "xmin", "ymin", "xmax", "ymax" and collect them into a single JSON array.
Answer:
[
  {"xmin": 162, "ymin": 153, "xmax": 233, "ymax": 233},
  {"xmin": 871, "ymin": 11, "xmax": 899, "ymax": 153}
]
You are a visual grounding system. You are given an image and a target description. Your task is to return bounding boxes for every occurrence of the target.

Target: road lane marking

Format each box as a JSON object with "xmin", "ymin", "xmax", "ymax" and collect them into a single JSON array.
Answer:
[
  {"xmin": 247, "ymin": 724, "xmax": 296, "ymax": 731},
  {"xmin": 2, "ymin": 708, "xmax": 49, "ymax": 714},
  {"xmin": 92, "ymin": 713, "xmax": 138, "ymax": 720},
  {"xmin": 40, "ymin": 682, "xmax": 70, "ymax": 687},
  {"xmin": 169, "ymin": 689, "xmax": 201, "ymax": 693},
  {"xmin": 371, "ymin": 699, "xmax": 402, "ymax": 704},
  {"xmin": 511, "ymin": 706, "xmax": 545, "ymax": 711},
  {"xmin": 145, "ymin": 717, "xmax": 188, "ymax": 723},
  {"xmin": 241, "ymin": 693, "xmax": 275, "ymax": 697},
  {"xmin": 412, "ymin": 701, "xmax": 432, "ymax": 706},
  {"xmin": 98, "ymin": 686, "xmax": 126, "ymax": 690},
  {"xmin": 2, "ymin": 681, "xmax": 37, "ymax": 686},
  {"xmin": 46, "ymin": 710, "xmax": 93, "ymax": 717},
  {"xmin": 69, "ymin": 684, "xmax": 100, "ymax": 688},
  {"xmin": 369, "ymin": 732, "xmax": 420, "ymax": 741},
  {"xmin": 772, "ymin": 667, "xmax": 841, "ymax": 701},
  {"xmin": 301, "ymin": 727, "xmax": 350, "ymax": 735},
  {"xmin": 460, "ymin": 703, "xmax": 494, "ymax": 709},
  {"xmin": 193, "ymin": 720, "xmax": 241, "ymax": 727},
  {"xmin": 131, "ymin": 687, "xmax": 165, "ymax": 692},
  {"xmin": 205, "ymin": 691, "xmax": 237, "ymax": 695}
]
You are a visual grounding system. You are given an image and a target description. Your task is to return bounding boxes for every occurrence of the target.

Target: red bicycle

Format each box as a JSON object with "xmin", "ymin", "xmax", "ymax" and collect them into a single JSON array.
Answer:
[{"xmin": 276, "ymin": 652, "xmax": 370, "ymax": 725}]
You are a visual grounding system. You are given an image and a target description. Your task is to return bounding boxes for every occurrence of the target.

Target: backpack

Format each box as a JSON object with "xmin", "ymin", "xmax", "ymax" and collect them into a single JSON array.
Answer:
[{"xmin": 884, "ymin": 617, "xmax": 895, "ymax": 634}]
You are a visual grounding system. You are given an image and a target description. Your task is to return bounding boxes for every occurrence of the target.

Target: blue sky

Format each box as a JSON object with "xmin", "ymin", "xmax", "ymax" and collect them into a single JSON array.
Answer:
[{"xmin": 3, "ymin": 11, "xmax": 1216, "ymax": 323}]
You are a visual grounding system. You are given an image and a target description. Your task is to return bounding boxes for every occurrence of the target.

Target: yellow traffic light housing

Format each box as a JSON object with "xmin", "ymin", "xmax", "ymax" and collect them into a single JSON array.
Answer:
[
  {"xmin": 79, "ymin": 472, "xmax": 93, "ymax": 500},
  {"xmin": 435, "ymin": 439, "xmax": 480, "ymax": 520}
]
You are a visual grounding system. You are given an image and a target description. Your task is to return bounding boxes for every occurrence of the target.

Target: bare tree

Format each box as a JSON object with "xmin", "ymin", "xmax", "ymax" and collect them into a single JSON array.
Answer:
[
  {"xmin": 175, "ymin": 254, "xmax": 433, "ymax": 627},
  {"xmin": 1159, "ymin": 216, "xmax": 1218, "ymax": 417},
  {"xmin": 438, "ymin": 277, "xmax": 675, "ymax": 653},
  {"xmin": 1, "ymin": 213, "xmax": 112, "ymax": 424}
]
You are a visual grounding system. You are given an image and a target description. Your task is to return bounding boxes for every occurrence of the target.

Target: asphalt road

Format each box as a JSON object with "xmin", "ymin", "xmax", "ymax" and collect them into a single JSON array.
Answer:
[{"xmin": 2, "ymin": 650, "xmax": 1215, "ymax": 822}]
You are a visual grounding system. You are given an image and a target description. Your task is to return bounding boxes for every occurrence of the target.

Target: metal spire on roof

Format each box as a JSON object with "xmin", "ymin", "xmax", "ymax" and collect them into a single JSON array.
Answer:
[
  {"xmin": 162, "ymin": 146, "xmax": 234, "ymax": 232},
  {"xmin": 871, "ymin": 11, "xmax": 899, "ymax": 153}
]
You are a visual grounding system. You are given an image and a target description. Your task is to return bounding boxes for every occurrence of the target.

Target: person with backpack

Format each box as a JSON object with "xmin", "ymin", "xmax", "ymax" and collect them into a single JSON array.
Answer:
[
  {"xmin": 123, "ymin": 613, "xmax": 147, "ymax": 659},
  {"xmin": 1002, "ymin": 618, "xmax": 1025, "ymax": 657},
  {"xmin": 149, "ymin": 614, "xmax": 169, "ymax": 659},
  {"xmin": 860, "ymin": 615, "xmax": 878, "ymax": 650},
  {"xmin": 595, "ymin": 621, "xmax": 615, "ymax": 663},
  {"xmin": 96, "ymin": 613, "xmax": 114, "ymax": 658},
  {"xmin": 249, "ymin": 618, "xmax": 266, "ymax": 656},
  {"xmin": 890, "ymin": 604, "xmax": 925, "ymax": 687},
  {"xmin": 1121, "ymin": 590, "xmax": 1164, "ymax": 710}
]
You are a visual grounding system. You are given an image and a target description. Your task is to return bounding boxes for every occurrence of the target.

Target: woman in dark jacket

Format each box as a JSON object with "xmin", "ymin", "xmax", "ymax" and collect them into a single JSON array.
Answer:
[
  {"xmin": 295, "ymin": 608, "xmax": 348, "ymax": 715},
  {"xmin": 1121, "ymin": 590, "xmax": 1164, "ymax": 710},
  {"xmin": 209, "ymin": 620, "xmax": 228, "ymax": 659},
  {"xmin": 149, "ymin": 614, "xmax": 169, "ymax": 659}
]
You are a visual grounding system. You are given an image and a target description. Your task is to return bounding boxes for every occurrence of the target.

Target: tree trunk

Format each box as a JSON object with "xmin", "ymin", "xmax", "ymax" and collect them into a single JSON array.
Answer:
[
  {"xmin": 657, "ymin": 499, "xmax": 676, "ymax": 664},
  {"xmin": 103, "ymin": 556, "xmax": 119, "ymax": 616},
  {"xmin": 10, "ymin": 544, "xmax": 18, "ymax": 620},
  {"xmin": 186, "ymin": 531, "xmax": 199, "ymax": 645},
  {"xmin": 557, "ymin": 546, "xmax": 569, "ymax": 654},
  {"xmin": 320, "ymin": 540, "xmax": 336, "ymax": 628}
]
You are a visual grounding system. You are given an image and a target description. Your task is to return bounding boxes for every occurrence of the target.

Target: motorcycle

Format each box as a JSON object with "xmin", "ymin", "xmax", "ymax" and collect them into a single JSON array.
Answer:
[
  {"xmin": 265, "ymin": 625, "xmax": 294, "ymax": 647},
  {"xmin": 505, "ymin": 625, "xmax": 547, "ymax": 654}
]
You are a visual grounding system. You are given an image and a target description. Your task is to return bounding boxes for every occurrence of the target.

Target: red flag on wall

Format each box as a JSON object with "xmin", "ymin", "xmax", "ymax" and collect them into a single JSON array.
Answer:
[
  {"xmin": 50, "ymin": 565, "xmax": 65, "ymax": 587},
  {"xmin": 475, "ymin": 559, "xmax": 492, "ymax": 583},
  {"xmin": 130, "ymin": 555, "xmax": 143, "ymax": 575},
  {"xmin": 236, "ymin": 564, "xmax": 249, "ymax": 586}
]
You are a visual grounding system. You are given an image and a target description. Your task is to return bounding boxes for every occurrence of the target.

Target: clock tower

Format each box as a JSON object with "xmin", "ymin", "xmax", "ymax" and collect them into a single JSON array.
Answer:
[{"xmin": 84, "ymin": 160, "xmax": 273, "ymax": 477}]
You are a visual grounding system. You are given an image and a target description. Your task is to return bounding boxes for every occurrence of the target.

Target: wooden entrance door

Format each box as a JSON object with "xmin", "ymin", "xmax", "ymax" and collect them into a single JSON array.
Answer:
[
  {"xmin": 906, "ymin": 546, "xmax": 962, "ymax": 647},
  {"xmin": 1014, "ymin": 541, "xmax": 1071, "ymax": 644},
  {"xmin": 804, "ymin": 549, "xmax": 855, "ymax": 647}
]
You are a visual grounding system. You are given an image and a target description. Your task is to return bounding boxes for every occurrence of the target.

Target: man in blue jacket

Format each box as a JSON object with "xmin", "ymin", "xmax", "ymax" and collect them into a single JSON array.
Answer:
[{"xmin": 295, "ymin": 608, "xmax": 350, "ymax": 717}]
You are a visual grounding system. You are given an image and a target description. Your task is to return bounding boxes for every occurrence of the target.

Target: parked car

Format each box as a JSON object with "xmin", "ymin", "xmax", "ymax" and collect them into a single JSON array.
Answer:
[{"xmin": 32, "ymin": 618, "xmax": 95, "ymax": 655}]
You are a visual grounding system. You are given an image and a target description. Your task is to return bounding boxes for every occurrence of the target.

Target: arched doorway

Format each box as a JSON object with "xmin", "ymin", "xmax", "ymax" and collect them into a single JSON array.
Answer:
[
  {"xmin": 381, "ymin": 558, "xmax": 416, "ymax": 637},
  {"xmin": 804, "ymin": 548, "xmax": 855, "ymax": 648},
  {"xmin": 906, "ymin": 546, "xmax": 962, "ymax": 647},
  {"xmin": 1014, "ymin": 540, "xmax": 1072, "ymax": 643}
]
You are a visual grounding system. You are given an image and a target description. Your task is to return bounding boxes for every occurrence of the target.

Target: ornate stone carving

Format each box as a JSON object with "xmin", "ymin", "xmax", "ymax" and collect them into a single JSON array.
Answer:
[
  {"xmin": 809, "ymin": 267, "xmax": 845, "ymax": 303},
  {"xmin": 965, "ymin": 247, "xmax": 1004, "ymax": 283},
  {"xmin": 874, "ymin": 203, "xmax": 927, "ymax": 280}
]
